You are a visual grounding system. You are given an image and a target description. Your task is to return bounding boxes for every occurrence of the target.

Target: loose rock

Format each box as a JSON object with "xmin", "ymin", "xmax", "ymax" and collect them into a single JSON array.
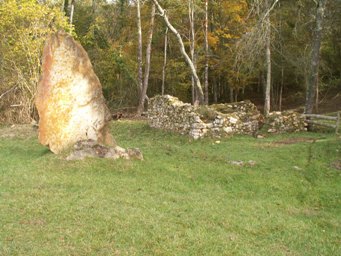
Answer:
[{"xmin": 66, "ymin": 140, "xmax": 143, "ymax": 161}]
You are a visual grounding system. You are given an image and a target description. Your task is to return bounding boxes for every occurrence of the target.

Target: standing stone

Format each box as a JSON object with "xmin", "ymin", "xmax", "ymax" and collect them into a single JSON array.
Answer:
[{"xmin": 35, "ymin": 31, "xmax": 114, "ymax": 154}]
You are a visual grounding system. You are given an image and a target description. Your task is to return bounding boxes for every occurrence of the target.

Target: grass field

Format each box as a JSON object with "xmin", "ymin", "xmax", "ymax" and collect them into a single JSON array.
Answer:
[{"xmin": 0, "ymin": 121, "xmax": 340, "ymax": 255}]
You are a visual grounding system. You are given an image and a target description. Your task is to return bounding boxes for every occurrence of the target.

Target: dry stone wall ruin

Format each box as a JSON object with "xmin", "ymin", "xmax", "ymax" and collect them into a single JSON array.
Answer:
[
  {"xmin": 265, "ymin": 111, "xmax": 307, "ymax": 133},
  {"xmin": 148, "ymin": 95, "xmax": 306, "ymax": 139},
  {"xmin": 148, "ymin": 95, "xmax": 263, "ymax": 139}
]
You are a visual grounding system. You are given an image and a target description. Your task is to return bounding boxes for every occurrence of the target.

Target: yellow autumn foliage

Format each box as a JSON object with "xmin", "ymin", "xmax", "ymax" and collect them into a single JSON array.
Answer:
[{"xmin": 0, "ymin": 0, "xmax": 71, "ymax": 123}]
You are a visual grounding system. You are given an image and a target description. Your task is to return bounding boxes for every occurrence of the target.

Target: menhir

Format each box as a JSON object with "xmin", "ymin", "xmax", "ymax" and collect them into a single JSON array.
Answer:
[{"xmin": 35, "ymin": 31, "xmax": 115, "ymax": 154}]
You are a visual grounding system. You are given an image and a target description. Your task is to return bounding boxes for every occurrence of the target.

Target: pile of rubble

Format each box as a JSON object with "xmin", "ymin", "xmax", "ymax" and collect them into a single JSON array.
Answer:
[{"xmin": 148, "ymin": 95, "xmax": 307, "ymax": 139}]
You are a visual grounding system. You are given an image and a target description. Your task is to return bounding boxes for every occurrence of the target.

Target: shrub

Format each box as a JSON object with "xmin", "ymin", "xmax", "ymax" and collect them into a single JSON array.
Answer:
[{"xmin": 0, "ymin": 0, "xmax": 71, "ymax": 123}]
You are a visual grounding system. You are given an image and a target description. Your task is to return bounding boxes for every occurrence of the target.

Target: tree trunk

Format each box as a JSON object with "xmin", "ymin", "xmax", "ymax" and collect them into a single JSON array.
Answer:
[
  {"xmin": 316, "ymin": 76, "xmax": 319, "ymax": 113},
  {"xmin": 137, "ymin": 3, "xmax": 156, "ymax": 115},
  {"xmin": 305, "ymin": 0, "xmax": 326, "ymax": 115},
  {"xmin": 204, "ymin": 0, "xmax": 209, "ymax": 105},
  {"xmin": 229, "ymin": 87, "xmax": 234, "ymax": 103},
  {"xmin": 279, "ymin": 67, "xmax": 284, "ymax": 111},
  {"xmin": 92, "ymin": 0, "xmax": 96, "ymax": 14},
  {"xmin": 69, "ymin": 0, "xmax": 75, "ymax": 26},
  {"xmin": 162, "ymin": 28, "xmax": 168, "ymax": 95},
  {"xmin": 151, "ymin": 0, "xmax": 204, "ymax": 104},
  {"xmin": 189, "ymin": 0, "xmax": 198, "ymax": 105},
  {"xmin": 63, "ymin": 0, "xmax": 68, "ymax": 14},
  {"xmin": 213, "ymin": 76, "xmax": 218, "ymax": 103},
  {"xmin": 136, "ymin": 0, "xmax": 143, "ymax": 95},
  {"xmin": 263, "ymin": 0, "xmax": 271, "ymax": 116}
]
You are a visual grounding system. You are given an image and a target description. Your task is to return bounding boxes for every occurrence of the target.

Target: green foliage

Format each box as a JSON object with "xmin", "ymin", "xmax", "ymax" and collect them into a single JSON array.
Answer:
[
  {"xmin": 0, "ymin": 0, "xmax": 71, "ymax": 123},
  {"xmin": 196, "ymin": 105, "xmax": 217, "ymax": 122},
  {"xmin": 1, "ymin": 0, "xmax": 340, "ymax": 121},
  {"xmin": 0, "ymin": 121, "xmax": 340, "ymax": 255},
  {"xmin": 73, "ymin": 1, "xmax": 139, "ymax": 109}
]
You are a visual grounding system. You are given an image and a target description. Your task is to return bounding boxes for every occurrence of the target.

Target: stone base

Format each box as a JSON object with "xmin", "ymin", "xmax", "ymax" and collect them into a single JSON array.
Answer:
[{"xmin": 66, "ymin": 140, "xmax": 143, "ymax": 161}]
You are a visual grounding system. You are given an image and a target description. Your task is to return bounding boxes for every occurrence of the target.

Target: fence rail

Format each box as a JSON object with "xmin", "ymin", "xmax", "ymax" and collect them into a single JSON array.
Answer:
[{"xmin": 302, "ymin": 112, "xmax": 340, "ymax": 134}]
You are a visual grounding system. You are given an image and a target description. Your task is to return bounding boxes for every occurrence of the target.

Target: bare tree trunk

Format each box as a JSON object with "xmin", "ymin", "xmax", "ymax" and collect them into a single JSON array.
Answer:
[
  {"xmin": 61, "ymin": 0, "xmax": 66, "ymax": 12},
  {"xmin": 137, "ymin": 3, "xmax": 156, "ymax": 115},
  {"xmin": 162, "ymin": 27, "xmax": 168, "ymax": 95},
  {"xmin": 136, "ymin": 0, "xmax": 143, "ymax": 95},
  {"xmin": 63, "ymin": 0, "xmax": 68, "ymax": 14},
  {"xmin": 263, "ymin": 0, "xmax": 271, "ymax": 116},
  {"xmin": 92, "ymin": 0, "xmax": 96, "ymax": 14},
  {"xmin": 204, "ymin": 0, "xmax": 209, "ymax": 105},
  {"xmin": 279, "ymin": 67, "xmax": 284, "ymax": 111},
  {"xmin": 213, "ymin": 76, "xmax": 218, "ymax": 103},
  {"xmin": 151, "ymin": 0, "xmax": 204, "ymax": 104},
  {"xmin": 315, "ymin": 76, "xmax": 319, "ymax": 113},
  {"xmin": 271, "ymin": 83, "xmax": 275, "ymax": 109},
  {"xmin": 305, "ymin": 0, "xmax": 326, "ymax": 115},
  {"xmin": 189, "ymin": 0, "xmax": 197, "ymax": 104},
  {"xmin": 229, "ymin": 87, "xmax": 234, "ymax": 103},
  {"xmin": 69, "ymin": 0, "xmax": 75, "ymax": 26}
]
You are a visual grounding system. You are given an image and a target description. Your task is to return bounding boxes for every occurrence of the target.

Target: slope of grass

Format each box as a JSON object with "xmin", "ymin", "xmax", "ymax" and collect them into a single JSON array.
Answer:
[{"xmin": 0, "ymin": 121, "xmax": 340, "ymax": 255}]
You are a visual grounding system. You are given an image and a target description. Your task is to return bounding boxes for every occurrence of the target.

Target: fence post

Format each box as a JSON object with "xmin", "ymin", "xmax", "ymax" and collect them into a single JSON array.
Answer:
[{"xmin": 336, "ymin": 111, "xmax": 340, "ymax": 135}]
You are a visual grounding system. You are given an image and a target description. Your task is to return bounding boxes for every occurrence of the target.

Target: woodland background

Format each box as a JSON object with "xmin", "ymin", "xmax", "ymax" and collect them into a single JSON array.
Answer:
[{"xmin": 0, "ymin": 0, "xmax": 340, "ymax": 123}]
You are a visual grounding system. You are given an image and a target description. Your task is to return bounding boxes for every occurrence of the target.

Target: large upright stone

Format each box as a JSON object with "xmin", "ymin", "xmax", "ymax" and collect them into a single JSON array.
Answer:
[{"xmin": 35, "ymin": 31, "xmax": 114, "ymax": 154}]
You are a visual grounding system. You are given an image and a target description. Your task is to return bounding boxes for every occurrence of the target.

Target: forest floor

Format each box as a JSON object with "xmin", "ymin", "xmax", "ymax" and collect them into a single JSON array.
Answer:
[
  {"xmin": 245, "ymin": 89, "xmax": 341, "ymax": 114},
  {"xmin": 0, "ymin": 121, "xmax": 340, "ymax": 255}
]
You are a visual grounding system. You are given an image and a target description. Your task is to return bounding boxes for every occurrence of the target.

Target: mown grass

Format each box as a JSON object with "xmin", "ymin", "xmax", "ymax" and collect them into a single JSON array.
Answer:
[{"xmin": 0, "ymin": 121, "xmax": 340, "ymax": 255}]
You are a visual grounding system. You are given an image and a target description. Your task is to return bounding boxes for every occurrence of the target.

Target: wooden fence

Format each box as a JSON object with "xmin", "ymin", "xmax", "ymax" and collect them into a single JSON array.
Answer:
[{"xmin": 302, "ymin": 112, "xmax": 340, "ymax": 134}]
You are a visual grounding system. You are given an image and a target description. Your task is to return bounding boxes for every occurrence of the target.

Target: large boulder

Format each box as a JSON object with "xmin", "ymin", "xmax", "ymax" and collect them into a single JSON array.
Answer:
[{"xmin": 35, "ymin": 31, "xmax": 114, "ymax": 154}]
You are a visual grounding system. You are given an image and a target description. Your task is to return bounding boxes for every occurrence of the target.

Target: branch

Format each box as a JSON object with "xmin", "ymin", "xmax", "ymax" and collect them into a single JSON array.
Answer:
[
  {"xmin": 150, "ymin": 0, "xmax": 204, "ymax": 103},
  {"xmin": 0, "ymin": 86, "xmax": 18, "ymax": 100},
  {"xmin": 262, "ymin": 0, "xmax": 279, "ymax": 22}
]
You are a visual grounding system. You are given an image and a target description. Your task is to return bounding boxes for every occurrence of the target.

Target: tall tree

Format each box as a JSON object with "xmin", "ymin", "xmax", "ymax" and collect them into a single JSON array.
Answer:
[
  {"xmin": 137, "ymin": 3, "xmax": 156, "ymax": 114},
  {"xmin": 69, "ymin": 0, "xmax": 75, "ymax": 26},
  {"xmin": 263, "ymin": 0, "xmax": 272, "ymax": 116},
  {"xmin": 151, "ymin": 0, "xmax": 204, "ymax": 104},
  {"xmin": 204, "ymin": 0, "xmax": 209, "ymax": 105},
  {"xmin": 305, "ymin": 0, "xmax": 327, "ymax": 114},
  {"xmin": 188, "ymin": 0, "xmax": 199, "ymax": 104},
  {"xmin": 234, "ymin": 0, "xmax": 278, "ymax": 116},
  {"xmin": 136, "ymin": 0, "xmax": 143, "ymax": 96},
  {"xmin": 162, "ymin": 27, "xmax": 168, "ymax": 95}
]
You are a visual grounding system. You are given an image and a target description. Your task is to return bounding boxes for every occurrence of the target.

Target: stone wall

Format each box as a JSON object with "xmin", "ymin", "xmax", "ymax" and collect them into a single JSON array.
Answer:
[
  {"xmin": 148, "ymin": 95, "xmax": 262, "ymax": 139},
  {"xmin": 265, "ymin": 111, "xmax": 307, "ymax": 133}
]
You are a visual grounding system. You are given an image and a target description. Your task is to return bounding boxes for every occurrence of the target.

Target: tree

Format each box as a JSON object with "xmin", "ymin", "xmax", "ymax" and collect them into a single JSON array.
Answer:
[
  {"xmin": 136, "ymin": 0, "xmax": 143, "ymax": 96},
  {"xmin": 204, "ymin": 0, "xmax": 209, "ymax": 105},
  {"xmin": 188, "ymin": 0, "xmax": 197, "ymax": 104},
  {"xmin": 263, "ymin": 0, "xmax": 272, "ymax": 116},
  {"xmin": 161, "ymin": 27, "xmax": 168, "ymax": 95},
  {"xmin": 137, "ymin": 3, "xmax": 156, "ymax": 114},
  {"xmin": 234, "ymin": 0, "xmax": 278, "ymax": 115},
  {"xmin": 305, "ymin": 0, "xmax": 327, "ymax": 115},
  {"xmin": 70, "ymin": 0, "xmax": 75, "ymax": 26},
  {"xmin": 151, "ymin": 0, "xmax": 205, "ymax": 104}
]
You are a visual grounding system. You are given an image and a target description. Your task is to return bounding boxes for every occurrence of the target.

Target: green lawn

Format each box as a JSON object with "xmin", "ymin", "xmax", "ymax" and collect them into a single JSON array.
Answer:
[{"xmin": 0, "ymin": 121, "xmax": 340, "ymax": 255}]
